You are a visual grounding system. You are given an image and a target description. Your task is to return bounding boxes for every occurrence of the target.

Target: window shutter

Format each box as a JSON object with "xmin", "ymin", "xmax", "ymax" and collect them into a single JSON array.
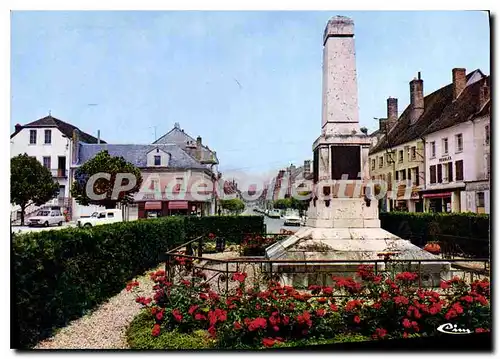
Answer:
[
  {"xmin": 437, "ymin": 164, "xmax": 442, "ymax": 183},
  {"xmin": 447, "ymin": 162, "xmax": 453, "ymax": 182}
]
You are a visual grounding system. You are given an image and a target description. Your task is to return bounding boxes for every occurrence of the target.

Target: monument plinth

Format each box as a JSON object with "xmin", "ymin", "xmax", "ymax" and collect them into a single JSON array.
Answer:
[{"xmin": 266, "ymin": 16, "xmax": 450, "ymax": 287}]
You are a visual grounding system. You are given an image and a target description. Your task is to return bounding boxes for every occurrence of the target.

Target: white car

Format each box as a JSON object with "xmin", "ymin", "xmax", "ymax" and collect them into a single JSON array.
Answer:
[
  {"xmin": 268, "ymin": 209, "xmax": 281, "ymax": 218},
  {"xmin": 28, "ymin": 209, "xmax": 64, "ymax": 227},
  {"xmin": 284, "ymin": 213, "xmax": 302, "ymax": 226},
  {"xmin": 77, "ymin": 209, "xmax": 123, "ymax": 228}
]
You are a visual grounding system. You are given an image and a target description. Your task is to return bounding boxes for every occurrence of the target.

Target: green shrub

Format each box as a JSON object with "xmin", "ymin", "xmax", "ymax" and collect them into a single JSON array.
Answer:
[
  {"xmin": 13, "ymin": 215, "xmax": 264, "ymax": 349},
  {"xmin": 380, "ymin": 212, "xmax": 490, "ymax": 256},
  {"xmin": 184, "ymin": 215, "xmax": 265, "ymax": 244},
  {"xmin": 13, "ymin": 217, "xmax": 185, "ymax": 349},
  {"xmin": 127, "ymin": 311, "xmax": 215, "ymax": 349}
]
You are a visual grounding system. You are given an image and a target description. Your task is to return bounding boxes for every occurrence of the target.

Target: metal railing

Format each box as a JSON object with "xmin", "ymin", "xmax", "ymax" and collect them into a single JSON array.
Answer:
[
  {"xmin": 50, "ymin": 168, "xmax": 67, "ymax": 178},
  {"xmin": 165, "ymin": 234, "xmax": 490, "ymax": 297}
]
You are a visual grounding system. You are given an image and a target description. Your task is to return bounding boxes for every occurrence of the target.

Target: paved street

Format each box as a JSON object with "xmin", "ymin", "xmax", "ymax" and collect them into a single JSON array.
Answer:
[{"xmin": 242, "ymin": 204, "xmax": 300, "ymax": 234}]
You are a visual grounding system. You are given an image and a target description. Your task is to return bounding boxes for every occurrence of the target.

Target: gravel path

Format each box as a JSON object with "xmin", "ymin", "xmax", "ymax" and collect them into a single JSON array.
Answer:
[{"xmin": 34, "ymin": 264, "xmax": 164, "ymax": 350}]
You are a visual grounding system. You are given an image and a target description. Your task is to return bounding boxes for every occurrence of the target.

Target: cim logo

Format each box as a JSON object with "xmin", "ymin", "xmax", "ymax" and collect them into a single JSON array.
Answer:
[{"xmin": 437, "ymin": 323, "xmax": 472, "ymax": 335}]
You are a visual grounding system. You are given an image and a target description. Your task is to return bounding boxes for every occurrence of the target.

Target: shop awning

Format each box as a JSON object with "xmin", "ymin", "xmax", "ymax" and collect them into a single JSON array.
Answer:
[
  {"xmin": 422, "ymin": 192, "xmax": 452, "ymax": 199},
  {"xmin": 145, "ymin": 201, "xmax": 162, "ymax": 210},
  {"xmin": 168, "ymin": 201, "xmax": 189, "ymax": 210}
]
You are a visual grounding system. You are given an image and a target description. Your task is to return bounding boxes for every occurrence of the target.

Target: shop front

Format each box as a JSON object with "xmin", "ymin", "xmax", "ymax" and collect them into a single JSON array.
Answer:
[
  {"xmin": 423, "ymin": 192, "xmax": 452, "ymax": 213},
  {"xmin": 137, "ymin": 200, "xmax": 208, "ymax": 219}
]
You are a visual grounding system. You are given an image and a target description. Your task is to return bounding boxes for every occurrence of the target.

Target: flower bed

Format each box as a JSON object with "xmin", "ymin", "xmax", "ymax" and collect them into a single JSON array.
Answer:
[{"xmin": 126, "ymin": 264, "xmax": 490, "ymax": 349}]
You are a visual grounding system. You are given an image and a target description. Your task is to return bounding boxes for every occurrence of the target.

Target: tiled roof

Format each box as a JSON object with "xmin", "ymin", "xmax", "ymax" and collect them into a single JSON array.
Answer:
[
  {"xmin": 369, "ymin": 70, "xmax": 485, "ymax": 155},
  {"xmin": 153, "ymin": 125, "xmax": 218, "ymax": 164},
  {"xmin": 11, "ymin": 115, "xmax": 105, "ymax": 144},
  {"xmin": 77, "ymin": 143, "xmax": 207, "ymax": 169},
  {"xmin": 422, "ymin": 76, "xmax": 490, "ymax": 135}
]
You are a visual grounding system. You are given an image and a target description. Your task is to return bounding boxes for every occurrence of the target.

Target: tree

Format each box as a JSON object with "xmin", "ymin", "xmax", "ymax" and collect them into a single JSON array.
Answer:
[
  {"xmin": 11, "ymin": 154, "xmax": 60, "ymax": 225},
  {"xmin": 71, "ymin": 150, "xmax": 143, "ymax": 209},
  {"xmin": 219, "ymin": 198, "xmax": 245, "ymax": 214}
]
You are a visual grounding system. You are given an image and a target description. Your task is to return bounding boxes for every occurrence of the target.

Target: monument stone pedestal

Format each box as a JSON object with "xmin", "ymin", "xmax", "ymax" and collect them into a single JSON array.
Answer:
[{"xmin": 265, "ymin": 15, "xmax": 450, "ymax": 287}]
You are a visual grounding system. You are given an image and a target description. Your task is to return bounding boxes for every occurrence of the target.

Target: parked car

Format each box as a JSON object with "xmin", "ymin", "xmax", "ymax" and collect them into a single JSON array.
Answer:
[
  {"xmin": 77, "ymin": 209, "xmax": 123, "ymax": 227},
  {"xmin": 283, "ymin": 211, "xmax": 302, "ymax": 226},
  {"xmin": 28, "ymin": 209, "xmax": 64, "ymax": 227},
  {"xmin": 268, "ymin": 209, "xmax": 281, "ymax": 218}
]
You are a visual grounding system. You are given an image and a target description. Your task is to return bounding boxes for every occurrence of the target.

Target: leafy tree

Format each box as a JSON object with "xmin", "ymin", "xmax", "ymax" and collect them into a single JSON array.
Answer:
[
  {"xmin": 11, "ymin": 154, "xmax": 60, "ymax": 225},
  {"xmin": 219, "ymin": 198, "xmax": 245, "ymax": 214},
  {"xmin": 71, "ymin": 150, "xmax": 143, "ymax": 209}
]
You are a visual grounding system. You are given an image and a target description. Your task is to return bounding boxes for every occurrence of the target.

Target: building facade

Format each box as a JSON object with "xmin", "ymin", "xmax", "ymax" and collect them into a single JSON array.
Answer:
[
  {"xmin": 10, "ymin": 115, "xmax": 104, "ymax": 221},
  {"xmin": 369, "ymin": 68, "xmax": 488, "ymax": 213}
]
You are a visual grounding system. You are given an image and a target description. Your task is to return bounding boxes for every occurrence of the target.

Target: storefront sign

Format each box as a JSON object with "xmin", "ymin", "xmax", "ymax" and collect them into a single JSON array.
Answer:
[{"xmin": 439, "ymin": 156, "xmax": 452, "ymax": 162}]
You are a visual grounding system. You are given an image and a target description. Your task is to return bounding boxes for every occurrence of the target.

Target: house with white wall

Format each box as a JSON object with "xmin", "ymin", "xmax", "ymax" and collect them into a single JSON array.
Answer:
[
  {"xmin": 369, "ymin": 68, "xmax": 487, "ymax": 213},
  {"xmin": 10, "ymin": 115, "xmax": 104, "ymax": 221},
  {"xmin": 422, "ymin": 73, "xmax": 490, "ymax": 213}
]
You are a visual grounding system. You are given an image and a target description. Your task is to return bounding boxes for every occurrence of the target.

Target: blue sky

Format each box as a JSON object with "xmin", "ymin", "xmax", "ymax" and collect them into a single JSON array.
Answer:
[{"xmin": 11, "ymin": 11, "xmax": 490, "ymax": 177}]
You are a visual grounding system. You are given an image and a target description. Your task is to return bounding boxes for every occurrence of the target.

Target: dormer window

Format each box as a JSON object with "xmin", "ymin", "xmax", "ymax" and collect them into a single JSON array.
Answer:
[{"xmin": 154, "ymin": 155, "xmax": 161, "ymax": 166}]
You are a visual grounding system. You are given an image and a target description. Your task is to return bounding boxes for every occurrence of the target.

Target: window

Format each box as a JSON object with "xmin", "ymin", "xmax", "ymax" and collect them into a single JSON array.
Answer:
[
  {"xmin": 395, "ymin": 171, "xmax": 399, "ymax": 181},
  {"xmin": 154, "ymin": 155, "xmax": 161, "ymax": 166},
  {"xmin": 411, "ymin": 146, "xmax": 416, "ymax": 160},
  {"xmin": 443, "ymin": 163, "xmax": 453, "ymax": 182},
  {"xmin": 476, "ymin": 192, "xmax": 485, "ymax": 208},
  {"xmin": 107, "ymin": 212, "xmax": 115, "ymax": 218},
  {"xmin": 430, "ymin": 142, "xmax": 436, "ymax": 158},
  {"xmin": 398, "ymin": 150, "xmax": 404, "ymax": 163},
  {"xmin": 455, "ymin": 134, "xmax": 463, "ymax": 152},
  {"xmin": 429, "ymin": 165, "xmax": 436, "ymax": 184},
  {"xmin": 414, "ymin": 167, "xmax": 420, "ymax": 186},
  {"xmin": 437, "ymin": 164, "xmax": 443, "ymax": 183},
  {"xmin": 401, "ymin": 170, "xmax": 406, "ymax": 180},
  {"xmin": 379, "ymin": 156, "xmax": 384, "ymax": 168},
  {"xmin": 455, "ymin": 160, "xmax": 464, "ymax": 181},
  {"xmin": 29, "ymin": 130, "xmax": 37, "ymax": 144},
  {"xmin": 98, "ymin": 213, "xmax": 106, "ymax": 219},
  {"xmin": 485, "ymin": 125, "xmax": 490, "ymax": 145},
  {"xmin": 442, "ymin": 138, "xmax": 448, "ymax": 155},
  {"xmin": 407, "ymin": 168, "xmax": 412, "ymax": 181},
  {"xmin": 371, "ymin": 159, "xmax": 375, "ymax": 170},
  {"xmin": 44, "ymin": 129, "xmax": 52, "ymax": 144},
  {"xmin": 43, "ymin": 156, "xmax": 51, "ymax": 169},
  {"xmin": 486, "ymin": 153, "xmax": 490, "ymax": 178}
]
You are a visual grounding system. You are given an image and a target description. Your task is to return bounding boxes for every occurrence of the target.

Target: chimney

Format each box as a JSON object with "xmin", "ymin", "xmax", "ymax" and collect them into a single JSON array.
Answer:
[
  {"xmin": 387, "ymin": 97, "xmax": 398, "ymax": 121},
  {"xmin": 72, "ymin": 129, "xmax": 80, "ymax": 165},
  {"xmin": 196, "ymin": 136, "xmax": 202, "ymax": 161},
  {"xmin": 452, "ymin": 68, "xmax": 466, "ymax": 100},
  {"xmin": 303, "ymin": 160, "xmax": 311, "ymax": 178},
  {"xmin": 97, "ymin": 130, "xmax": 101, "ymax": 144},
  {"xmin": 478, "ymin": 80, "xmax": 490, "ymax": 110},
  {"xmin": 15, "ymin": 123, "xmax": 22, "ymax": 132},
  {"xmin": 409, "ymin": 72, "xmax": 424, "ymax": 124}
]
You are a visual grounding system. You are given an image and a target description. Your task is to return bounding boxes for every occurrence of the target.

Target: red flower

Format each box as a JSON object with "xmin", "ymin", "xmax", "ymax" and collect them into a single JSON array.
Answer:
[
  {"xmin": 345, "ymin": 299, "xmax": 363, "ymax": 312},
  {"xmin": 273, "ymin": 325, "xmax": 280, "ymax": 332},
  {"xmin": 445, "ymin": 309, "xmax": 457, "ymax": 321},
  {"xmin": 372, "ymin": 302, "xmax": 382, "ymax": 310},
  {"xmin": 317, "ymin": 297, "xmax": 328, "ymax": 304},
  {"xmin": 194, "ymin": 313, "xmax": 206, "ymax": 321},
  {"xmin": 353, "ymin": 315, "xmax": 361, "ymax": 324},
  {"xmin": 394, "ymin": 296, "xmax": 409, "ymax": 306},
  {"xmin": 461, "ymin": 296, "xmax": 474, "ymax": 304},
  {"xmin": 322, "ymin": 287, "xmax": 333, "ymax": 295},
  {"xmin": 297, "ymin": 311, "xmax": 312, "ymax": 327},
  {"xmin": 316, "ymin": 308, "xmax": 326, "ymax": 317},
  {"xmin": 180, "ymin": 279, "xmax": 191, "ymax": 286},
  {"xmin": 373, "ymin": 328, "xmax": 387, "ymax": 339},
  {"xmin": 232, "ymin": 272, "xmax": 247, "ymax": 283},
  {"xmin": 248, "ymin": 317, "xmax": 267, "ymax": 332},
  {"xmin": 308, "ymin": 285, "xmax": 322, "ymax": 294},
  {"xmin": 476, "ymin": 328, "xmax": 489, "ymax": 333},
  {"xmin": 156, "ymin": 311, "xmax": 164, "ymax": 321},
  {"xmin": 188, "ymin": 305, "xmax": 199, "ymax": 315},
  {"xmin": 262, "ymin": 337, "xmax": 281, "ymax": 348},
  {"xmin": 151, "ymin": 307, "xmax": 158, "ymax": 315},
  {"xmin": 440, "ymin": 281, "xmax": 450, "ymax": 290},
  {"xmin": 451, "ymin": 302, "xmax": 464, "ymax": 314},
  {"xmin": 208, "ymin": 326, "xmax": 216, "ymax": 338},
  {"xmin": 151, "ymin": 324, "xmax": 161, "ymax": 337},
  {"xmin": 402, "ymin": 318, "xmax": 412, "ymax": 329},
  {"xmin": 171, "ymin": 309, "xmax": 183, "ymax": 323},
  {"xmin": 234, "ymin": 321, "xmax": 242, "ymax": 330},
  {"xmin": 208, "ymin": 233, "xmax": 216, "ymax": 239},
  {"xmin": 329, "ymin": 303, "xmax": 339, "ymax": 312},
  {"xmin": 395, "ymin": 272, "xmax": 418, "ymax": 282},
  {"xmin": 429, "ymin": 304, "xmax": 441, "ymax": 315},
  {"xmin": 403, "ymin": 332, "xmax": 408, "ymax": 338},
  {"xmin": 282, "ymin": 316, "xmax": 290, "ymax": 325},
  {"xmin": 200, "ymin": 293, "xmax": 209, "ymax": 300}
]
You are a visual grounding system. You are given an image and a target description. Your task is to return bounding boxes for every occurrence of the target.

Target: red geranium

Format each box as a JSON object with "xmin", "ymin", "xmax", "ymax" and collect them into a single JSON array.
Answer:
[
  {"xmin": 373, "ymin": 328, "xmax": 387, "ymax": 339},
  {"xmin": 171, "ymin": 309, "xmax": 183, "ymax": 323},
  {"xmin": 353, "ymin": 315, "xmax": 361, "ymax": 324},
  {"xmin": 316, "ymin": 308, "xmax": 326, "ymax": 317},
  {"xmin": 232, "ymin": 272, "xmax": 247, "ymax": 283},
  {"xmin": 262, "ymin": 337, "xmax": 282, "ymax": 348},
  {"xmin": 152, "ymin": 324, "xmax": 161, "ymax": 337}
]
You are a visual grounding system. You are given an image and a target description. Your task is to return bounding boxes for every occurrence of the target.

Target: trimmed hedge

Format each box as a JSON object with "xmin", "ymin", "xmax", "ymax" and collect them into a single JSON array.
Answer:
[
  {"xmin": 12, "ymin": 215, "xmax": 264, "ymax": 349},
  {"xmin": 380, "ymin": 212, "xmax": 490, "ymax": 256},
  {"xmin": 184, "ymin": 215, "xmax": 265, "ymax": 244}
]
